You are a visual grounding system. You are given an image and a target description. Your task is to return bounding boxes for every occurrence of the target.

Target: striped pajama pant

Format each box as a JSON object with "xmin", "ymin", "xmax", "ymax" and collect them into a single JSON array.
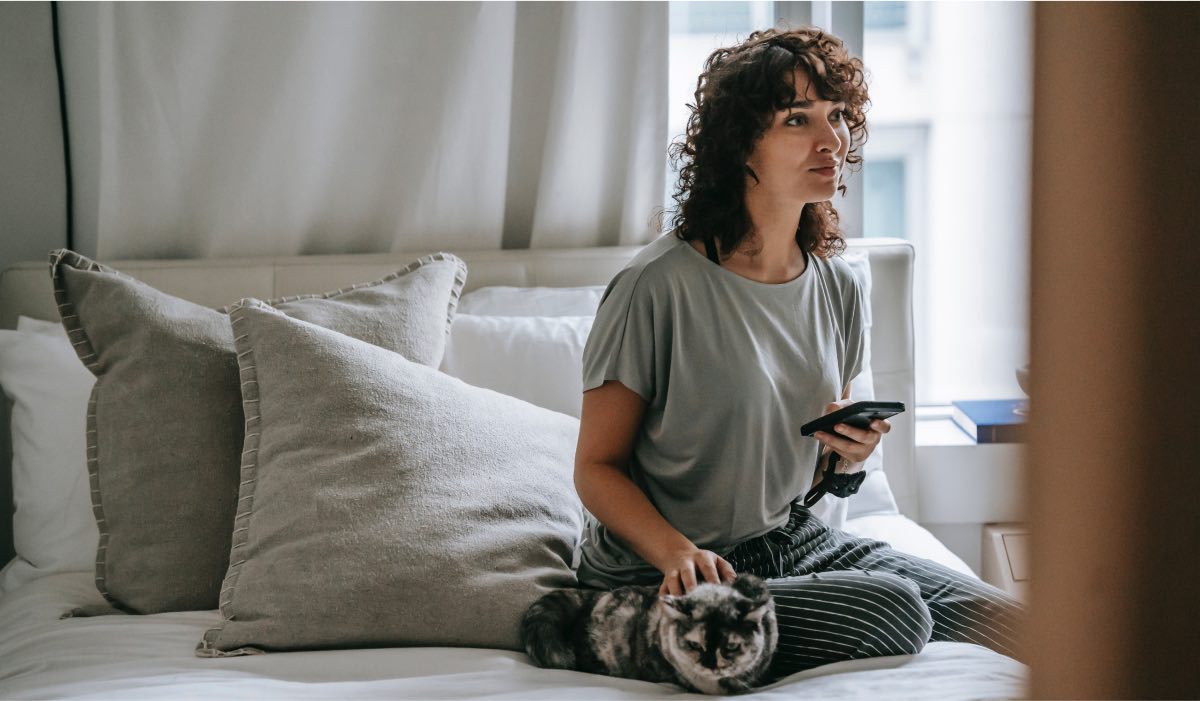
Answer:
[{"xmin": 723, "ymin": 502, "xmax": 1025, "ymax": 678}]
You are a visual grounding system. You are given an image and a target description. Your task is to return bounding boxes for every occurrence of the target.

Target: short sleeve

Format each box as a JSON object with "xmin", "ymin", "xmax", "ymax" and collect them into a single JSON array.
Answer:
[{"xmin": 580, "ymin": 267, "xmax": 660, "ymax": 403}]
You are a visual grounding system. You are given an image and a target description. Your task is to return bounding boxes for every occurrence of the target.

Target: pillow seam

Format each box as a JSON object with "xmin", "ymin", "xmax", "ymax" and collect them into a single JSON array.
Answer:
[
  {"xmin": 50, "ymin": 249, "xmax": 121, "ymax": 607},
  {"xmin": 199, "ymin": 299, "xmax": 266, "ymax": 656},
  {"xmin": 215, "ymin": 252, "xmax": 469, "ymax": 332},
  {"xmin": 83, "ymin": 384, "xmax": 114, "ymax": 605}
]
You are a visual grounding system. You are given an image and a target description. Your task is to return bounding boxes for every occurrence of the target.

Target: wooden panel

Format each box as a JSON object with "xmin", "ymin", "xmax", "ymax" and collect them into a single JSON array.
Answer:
[{"xmin": 1029, "ymin": 3, "xmax": 1200, "ymax": 697}]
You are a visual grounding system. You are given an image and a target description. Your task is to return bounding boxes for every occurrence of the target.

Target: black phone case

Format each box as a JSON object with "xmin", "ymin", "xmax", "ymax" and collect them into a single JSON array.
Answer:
[{"xmin": 800, "ymin": 400, "xmax": 906, "ymax": 436}]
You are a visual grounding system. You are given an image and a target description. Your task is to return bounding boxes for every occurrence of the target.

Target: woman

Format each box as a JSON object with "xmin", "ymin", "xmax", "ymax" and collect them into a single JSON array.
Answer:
[{"xmin": 573, "ymin": 26, "xmax": 1024, "ymax": 676}]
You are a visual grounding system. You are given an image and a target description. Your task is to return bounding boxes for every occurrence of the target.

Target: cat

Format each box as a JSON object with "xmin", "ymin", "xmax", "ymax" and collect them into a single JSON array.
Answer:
[{"xmin": 520, "ymin": 573, "xmax": 777, "ymax": 695}]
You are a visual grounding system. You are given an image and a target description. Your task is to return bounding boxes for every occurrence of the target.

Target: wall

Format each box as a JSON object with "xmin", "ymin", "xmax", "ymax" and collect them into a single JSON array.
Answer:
[{"xmin": 0, "ymin": 2, "xmax": 67, "ymax": 272}]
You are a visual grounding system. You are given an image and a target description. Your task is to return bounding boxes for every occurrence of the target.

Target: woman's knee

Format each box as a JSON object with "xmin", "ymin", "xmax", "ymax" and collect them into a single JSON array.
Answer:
[
  {"xmin": 850, "ymin": 571, "xmax": 933, "ymax": 656},
  {"xmin": 767, "ymin": 570, "xmax": 933, "ymax": 659}
]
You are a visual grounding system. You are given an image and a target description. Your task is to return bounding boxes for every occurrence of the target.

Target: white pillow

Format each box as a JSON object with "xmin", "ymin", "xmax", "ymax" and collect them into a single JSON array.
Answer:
[
  {"xmin": 457, "ymin": 285, "xmax": 604, "ymax": 317},
  {"xmin": 0, "ymin": 318, "xmax": 98, "ymax": 593},
  {"xmin": 841, "ymin": 251, "xmax": 901, "ymax": 519},
  {"xmin": 440, "ymin": 315, "xmax": 594, "ymax": 418},
  {"xmin": 17, "ymin": 315, "xmax": 67, "ymax": 336}
]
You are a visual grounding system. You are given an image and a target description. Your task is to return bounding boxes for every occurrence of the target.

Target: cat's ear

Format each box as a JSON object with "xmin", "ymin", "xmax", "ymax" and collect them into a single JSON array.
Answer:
[
  {"xmin": 742, "ymin": 602, "xmax": 771, "ymax": 624},
  {"xmin": 734, "ymin": 595, "xmax": 772, "ymax": 622},
  {"xmin": 731, "ymin": 573, "xmax": 771, "ymax": 607},
  {"xmin": 658, "ymin": 595, "xmax": 691, "ymax": 620}
]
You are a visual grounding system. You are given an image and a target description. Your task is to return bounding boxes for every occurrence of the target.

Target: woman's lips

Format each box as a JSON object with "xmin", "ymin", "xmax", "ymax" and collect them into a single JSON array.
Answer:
[{"xmin": 810, "ymin": 167, "xmax": 836, "ymax": 178}]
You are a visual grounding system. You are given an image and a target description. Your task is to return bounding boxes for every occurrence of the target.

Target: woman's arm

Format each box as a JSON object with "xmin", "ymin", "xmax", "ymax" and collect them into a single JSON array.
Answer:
[
  {"xmin": 810, "ymin": 383, "xmax": 893, "ymax": 489},
  {"xmin": 575, "ymin": 380, "xmax": 735, "ymax": 595}
]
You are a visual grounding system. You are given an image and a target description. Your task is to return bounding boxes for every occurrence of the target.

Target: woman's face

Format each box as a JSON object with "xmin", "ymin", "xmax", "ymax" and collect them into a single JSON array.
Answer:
[{"xmin": 744, "ymin": 68, "xmax": 851, "ymax": 206}]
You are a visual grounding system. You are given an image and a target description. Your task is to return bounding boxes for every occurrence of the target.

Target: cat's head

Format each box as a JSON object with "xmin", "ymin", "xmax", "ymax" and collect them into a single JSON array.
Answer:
[{"xmin": 657, "ymin": 573, "xmax": 777, "ymax": 693}]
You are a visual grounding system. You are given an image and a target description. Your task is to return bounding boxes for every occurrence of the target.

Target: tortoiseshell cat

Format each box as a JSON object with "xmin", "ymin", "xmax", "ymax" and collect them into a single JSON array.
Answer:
[{"xmin": 521, "ymin": 573, "xmax": 777, "ymax": 695}]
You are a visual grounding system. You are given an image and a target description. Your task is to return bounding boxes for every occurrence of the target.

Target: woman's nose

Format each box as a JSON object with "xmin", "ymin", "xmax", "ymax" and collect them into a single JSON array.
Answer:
[{"xmin": 816, "ymin": 120, "xmax": 842, "ymax": 153}]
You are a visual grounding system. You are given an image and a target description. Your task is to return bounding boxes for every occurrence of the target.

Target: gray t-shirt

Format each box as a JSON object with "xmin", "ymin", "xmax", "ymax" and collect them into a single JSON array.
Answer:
[{"xmin": 576, "ymin": 233, "xmax": 867, "ymax": 588}]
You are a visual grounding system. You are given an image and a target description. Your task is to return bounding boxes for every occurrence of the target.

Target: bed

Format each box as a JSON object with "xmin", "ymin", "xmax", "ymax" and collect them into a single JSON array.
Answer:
[{"xmin": 0, "ymin": 238, "xmax": 1026, "ymax": 699}]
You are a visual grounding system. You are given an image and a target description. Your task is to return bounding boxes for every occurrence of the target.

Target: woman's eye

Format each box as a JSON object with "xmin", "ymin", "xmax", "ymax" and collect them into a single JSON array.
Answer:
[{"xmin": 786, "ymin": 110, "xmax": 845, "ymax": 126}]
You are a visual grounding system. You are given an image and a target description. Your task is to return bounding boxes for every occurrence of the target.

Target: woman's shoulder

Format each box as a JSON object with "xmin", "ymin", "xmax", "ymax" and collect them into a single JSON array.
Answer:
[
  {"xmin": 603, "ymin": 234, "xmax": 695, "ymax": 297},
  {"xmin": 810, "ymin": 250, "xmax": 868, "ymax": 322},
  {"xmin": 811, "ymin": 247, "xmax": 854, "ymax": 277},
  {"xmin": 624, "ymin": 233, "xmax": 694, "ymax": 276},
  {"xmin": 812, "ymin": 250, "xmax": 865, "ymax": 295}
]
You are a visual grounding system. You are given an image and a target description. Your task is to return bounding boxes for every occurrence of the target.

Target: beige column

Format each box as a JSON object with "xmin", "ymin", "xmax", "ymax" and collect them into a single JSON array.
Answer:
[{"xmin": 1029, "ymin": 2, "xmax": 1200, "ymax": 698}]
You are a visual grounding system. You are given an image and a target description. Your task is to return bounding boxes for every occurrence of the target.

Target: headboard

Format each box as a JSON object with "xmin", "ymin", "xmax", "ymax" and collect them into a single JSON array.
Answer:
[{"xmin": 0, "ymin": 237, "xmax": 916, "ymax": 562}]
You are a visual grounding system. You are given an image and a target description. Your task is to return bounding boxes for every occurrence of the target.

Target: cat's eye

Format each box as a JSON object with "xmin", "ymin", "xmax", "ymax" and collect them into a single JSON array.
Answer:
[
  {"xmin": 686, "ymin": 640, "xmax": 704, "ymax": 652},
  {"xmin": 723, "ymin": 642, "xmax": 741, "ymax": 654}
]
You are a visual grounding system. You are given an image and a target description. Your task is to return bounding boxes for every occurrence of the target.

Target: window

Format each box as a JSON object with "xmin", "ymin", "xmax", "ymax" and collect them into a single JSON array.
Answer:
[
  {"xmin": 864, "ymin": 1, "xmax": 907, "ymax": 32},
  {"xmin": 863, "ymin": 158, "xmax": 907, "ymax": 239},
  {"xmin": 667, "ymin": 2, "xmax": 1032, "ymax": 405},
  {"xmin": 863, "ymin": 2, "xmax": 1032, "ymax": 404}
]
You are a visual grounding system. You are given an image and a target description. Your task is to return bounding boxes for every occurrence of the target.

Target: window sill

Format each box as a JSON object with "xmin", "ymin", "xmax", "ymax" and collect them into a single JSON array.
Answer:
[{"xmin": 916, "ymin": 414, "xmax": 976, "ymax": 446}]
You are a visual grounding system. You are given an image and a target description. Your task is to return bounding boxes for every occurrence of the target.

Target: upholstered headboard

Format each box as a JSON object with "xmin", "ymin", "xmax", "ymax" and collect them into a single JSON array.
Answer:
[{"xmin": 0, "ymin": 237, "xmax": 915, "ymax": 562}]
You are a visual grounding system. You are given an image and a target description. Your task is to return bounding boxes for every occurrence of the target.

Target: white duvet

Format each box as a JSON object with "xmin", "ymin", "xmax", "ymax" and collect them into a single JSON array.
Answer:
[{"xmin": 0, "ymin": 517, "xmax": 1026, "ymax": 701}]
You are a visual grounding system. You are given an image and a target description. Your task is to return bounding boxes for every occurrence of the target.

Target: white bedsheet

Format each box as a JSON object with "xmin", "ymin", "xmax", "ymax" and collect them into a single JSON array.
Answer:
[{"xmin": 0, "ymin": 516, "xmax": 1025, "ymax": 700}]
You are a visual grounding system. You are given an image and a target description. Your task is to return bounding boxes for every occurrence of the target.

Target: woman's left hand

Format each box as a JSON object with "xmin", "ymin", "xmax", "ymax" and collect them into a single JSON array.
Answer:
[{"xmin": 812, "ymin": 399, "xmax": 892, "ymax": 471}]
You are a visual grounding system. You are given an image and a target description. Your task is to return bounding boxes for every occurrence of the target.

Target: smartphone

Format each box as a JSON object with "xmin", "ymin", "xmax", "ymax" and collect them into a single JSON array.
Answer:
[{"xmin": 800, "ymin": 401, "xmax": 906, "ymax": 436}]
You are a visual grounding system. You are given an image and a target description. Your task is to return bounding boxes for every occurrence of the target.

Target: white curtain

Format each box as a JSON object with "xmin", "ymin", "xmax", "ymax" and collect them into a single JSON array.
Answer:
[{"xmin": 59, "ymin": 2, "xmax": 667, "ymax": 259}]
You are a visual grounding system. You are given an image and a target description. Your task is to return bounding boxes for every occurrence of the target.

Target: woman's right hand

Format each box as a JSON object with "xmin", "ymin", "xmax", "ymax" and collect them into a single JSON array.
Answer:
[
  {"xmin": 576, "ymin": 382, "xmax": 738, "ymax": 597},
  {"xmin": 655, "ymin": 546, "xmax": 738, "ymax": 596}
]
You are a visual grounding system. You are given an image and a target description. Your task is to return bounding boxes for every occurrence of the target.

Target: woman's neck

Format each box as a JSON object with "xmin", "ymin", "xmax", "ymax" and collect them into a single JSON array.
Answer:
[
  {"xmin": 692, "ymin": 230, "xmax": 807, "ymax": 284},
  {"xmin": 727, "ymin": 194, "xmax": 807, "ymax": 283}
]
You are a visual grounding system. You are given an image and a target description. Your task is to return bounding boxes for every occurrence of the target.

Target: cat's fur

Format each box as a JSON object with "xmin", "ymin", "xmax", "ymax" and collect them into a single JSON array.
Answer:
[{"xmin": 521, "ymin": 573, "xmax": 777, "ymax": 695}]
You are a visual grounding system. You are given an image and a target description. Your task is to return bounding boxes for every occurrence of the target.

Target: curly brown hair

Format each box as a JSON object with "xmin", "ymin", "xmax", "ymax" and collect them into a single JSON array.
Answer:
[{"xmin": 666, "ymin": 26, "xmax": 869, "ymax": 260}]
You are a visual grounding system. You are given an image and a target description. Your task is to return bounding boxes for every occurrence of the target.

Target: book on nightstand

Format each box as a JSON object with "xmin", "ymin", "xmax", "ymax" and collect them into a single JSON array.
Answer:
[{"xmin": 951, "ymin": 399, "xmax": 1027, "ymax": 444}]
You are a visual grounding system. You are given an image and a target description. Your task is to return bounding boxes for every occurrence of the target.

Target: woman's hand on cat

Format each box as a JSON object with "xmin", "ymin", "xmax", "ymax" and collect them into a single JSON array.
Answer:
[
  {"xmin": 656, "ymin": 547, "xmax": 738, "ymax": 596},
  {"xmin": 812, "ymin": 399, "xmax": 892, "ymax": 469}
]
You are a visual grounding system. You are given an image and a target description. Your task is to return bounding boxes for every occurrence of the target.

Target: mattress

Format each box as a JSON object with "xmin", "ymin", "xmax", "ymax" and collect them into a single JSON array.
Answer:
[{"xmin": 0, "ymin": 515, "xmax": 1026, "ymax": 700}]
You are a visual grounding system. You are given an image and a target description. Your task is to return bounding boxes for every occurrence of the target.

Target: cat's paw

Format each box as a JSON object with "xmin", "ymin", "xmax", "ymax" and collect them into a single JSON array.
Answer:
[{"xmin": 717, "ymin": 676, "xmax": 757, "ymax": 695}]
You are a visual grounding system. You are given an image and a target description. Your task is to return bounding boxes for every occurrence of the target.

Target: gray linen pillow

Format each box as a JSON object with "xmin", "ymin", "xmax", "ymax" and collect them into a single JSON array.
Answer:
[
  {"xmin": 50, "ymin": 249, "xmax": 466, "ymax": 614},
  {"xmin": 197, "ymin": 299, "xmax": 581, "ymax": 656}
]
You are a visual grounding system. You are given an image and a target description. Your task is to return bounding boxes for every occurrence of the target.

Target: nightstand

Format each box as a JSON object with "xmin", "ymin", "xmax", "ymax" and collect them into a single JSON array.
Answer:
[
  {"xmin": 915, "ymin": 415, "xmax": 1026, "ymax": 574},
  {"xmin": 981, "ymin": 523, "xmax": 1029, "ymax": 601}
]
